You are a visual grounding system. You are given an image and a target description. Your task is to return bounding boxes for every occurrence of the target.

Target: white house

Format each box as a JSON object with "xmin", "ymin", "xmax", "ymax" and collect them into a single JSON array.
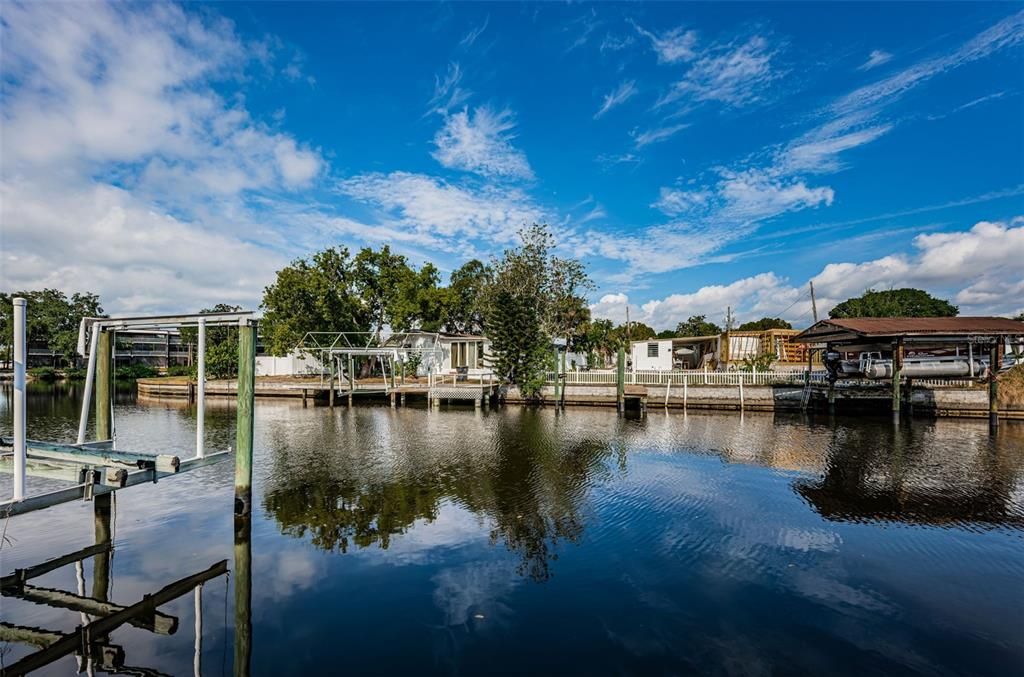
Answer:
[
  {"xmin": 630, "ymin": 335, "xmax": 721, "ymax": 371},
  {"xmin": 435, "ymin": 333, "xmax": 491, "ymax": 376}
]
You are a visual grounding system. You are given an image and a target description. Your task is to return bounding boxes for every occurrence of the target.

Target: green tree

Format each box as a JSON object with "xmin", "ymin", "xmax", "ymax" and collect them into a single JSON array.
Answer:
[
  {"xmin": 675, "ymin": 315, "xmax": 722, "ymax": 337},
  {"xmin": 656, "ymin": 329, "xmax": 677, "ymax": 339},
  {"xmin": 260, "ymin": 247, "xmax": 367, "ymax": 356},
  {"xmin": 616, "ymin": 322, "xmax": 656, "ymax": 342},
  {"xmin": 180, "ymin": 304, "xmax": 243, "ymax": 378},
  {"xmin": 829, "ymin": 288, "xmax": 958, "ymax": 318},
  {"xmin": 483, "ymin": 224, "xmax": 592, "ymax": 396},
  {"xmin": 0, "ymin": 289, "xmax": 103, "ymax": 365},
  {"xmin": 442, "ymin": 259, "xmax": 491, "ymax": 334},
  {"xmin": 737, "ymin": 317, "xmax": 792, "ymax": 331}
]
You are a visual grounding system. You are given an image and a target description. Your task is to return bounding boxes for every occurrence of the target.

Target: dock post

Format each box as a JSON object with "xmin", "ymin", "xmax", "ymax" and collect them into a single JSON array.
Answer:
[
  {"xmin": 233, "ymin": 515, "xmax": 252, "ymax": 677},
  {"xmin": 328, "ymin": 361, "xmax": 335, "ymax": 409},
  {"xmin": 348, "ymin": 356, "xmax": 355, "ymax": 408},
  {"xmin": 664, "ymin": 380, "xmax": 671, "ymax": 408},
  {"xmin": 96, "ymin": 329, "xmax": 114, "ymax": 442},
  {"xmin": 76, "ymin": 324, "xmax": 100, "ymax": 445},
  {"xmin": 553, "ymin": 347, "xmax": 560, "ymax": 406},
  {"xmin": 891, "ymin": 339, "xmax": 903, "ymax": 425},
  {"xmin": 93, "ymin": 493, "xmax": 112, "ymax": 600},
  {"xmin": 560, "ymin": 348, "xmax": 567, "ymax": 409},
  {"xmin": 616, "ymin": 347, "xmax": 625, "ymax": 413},
  {"xmin": 234, "ymin": 319, "xmax": 256, "ymax": 516},
  {"xmin": 401, "ymin": 393, "xmax": 406, "ymax": 406},
  {"xmin": 12, "ymin": 297, "xmax": 26, "ymax": 501},
  {"xmin": 738, "ymin": 373, "xmax": 744, "ymax": 410},
  {"xmin": 989, "ymin": 343, "xmax": 999, "ymax": 428},
  {"xmin": 683, "ymin": 377, "xmax": 688, "ymax": 410},
  {"xmin": 196, "ymin": 317, "xmax": 206, "ymax": 458},
  {"xmin": 391, "ymin": 393, "xmax": 396, "ymax": 408}
]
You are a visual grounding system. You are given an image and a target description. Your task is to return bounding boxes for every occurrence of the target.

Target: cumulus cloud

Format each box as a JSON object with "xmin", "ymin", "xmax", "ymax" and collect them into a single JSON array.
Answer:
[
  {"xmin": 432, "ymin": 107, "xmax": 534, "ymax": 180},
  {"xmin": 591, "ymin": 218, "xmax": 1024, "ymax": 330},
  {"xmin": 0, "ymin": 1, "xmax": 323, "ymax": 313}
]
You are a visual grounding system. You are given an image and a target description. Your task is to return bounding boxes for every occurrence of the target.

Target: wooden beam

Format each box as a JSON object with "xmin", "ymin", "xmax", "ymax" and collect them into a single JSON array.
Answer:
[
  {"xmin": 1, "ymin": 542, "xmax": 111, "ymax": 590},
  {"xmin": 3, "ymin": 585, "xmax": 177, "ymax": 634},
  {"xmin": 0, "ymin": 623, "xmax": 62, "ymax": 648},
  {"xmin": 3, "ymin": 561, "xmax": 227, "ymax": 677}
]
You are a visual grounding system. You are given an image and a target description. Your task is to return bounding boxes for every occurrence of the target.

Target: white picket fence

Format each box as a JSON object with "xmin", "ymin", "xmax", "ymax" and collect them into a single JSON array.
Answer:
[
  {"xmin": 546, "ymin": 369, "xmax": 982, "ymax": 388},
  {"xmin": 546, "ymin": 369, "xmax": 821, "ymax": 386}
]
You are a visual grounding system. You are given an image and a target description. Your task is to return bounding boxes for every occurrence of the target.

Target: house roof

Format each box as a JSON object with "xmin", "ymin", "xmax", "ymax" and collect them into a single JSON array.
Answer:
[{"xmin": 794, "ymin": 317, "xmax": 1024, "ymax": 343}]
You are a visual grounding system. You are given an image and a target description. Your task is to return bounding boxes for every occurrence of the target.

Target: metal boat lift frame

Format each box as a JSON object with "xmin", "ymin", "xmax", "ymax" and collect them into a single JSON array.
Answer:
[
  {"xmin": 299, "ymin": 331, "xmax": 444, "ymax": 396},
  {"xmin": 2, "ymin": 302, "xmax": 255, "ymax": 517}
]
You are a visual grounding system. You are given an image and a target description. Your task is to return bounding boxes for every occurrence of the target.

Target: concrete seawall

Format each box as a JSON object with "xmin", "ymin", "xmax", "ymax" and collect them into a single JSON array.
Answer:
[{"xmin": 136, "ymin": 379, "xmax": 1020, "ymax": 419}]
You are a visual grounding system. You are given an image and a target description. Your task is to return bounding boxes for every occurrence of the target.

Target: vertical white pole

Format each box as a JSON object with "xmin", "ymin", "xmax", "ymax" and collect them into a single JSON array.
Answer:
[
  {"xmin": 683, "ymin": 378, "xmax": 688, "ymax": 410},
  {"xmin": 196, "ymin": 318, "xmax": 206, "ymax": 459},
  {"xmin": 76, "ymin": 326, "xmax": 100, "ymax": 445},
  {"xmin": 739, "ymin": 373, "xmax": 744, "ymax": 410},
  {"xmin": 194, "ymin": 584, "xmax": 203, "ymax": 677},
  {"xmin": 12, "ymin": 297, "xmax": 27, "ymax": 501}
]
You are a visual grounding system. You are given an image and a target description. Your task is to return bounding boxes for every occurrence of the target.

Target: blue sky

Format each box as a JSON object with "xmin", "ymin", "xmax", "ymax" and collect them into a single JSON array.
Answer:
[{"xmin": 1, "ymin": 2, "xmax": 1022, "ymax": 328}]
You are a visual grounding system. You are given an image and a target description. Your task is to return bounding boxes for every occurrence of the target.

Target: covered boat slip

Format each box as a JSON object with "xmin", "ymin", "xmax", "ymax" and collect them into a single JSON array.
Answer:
[{"xmin": 794, "ymin": 317, "xmax": 1024, "ymax": 425}]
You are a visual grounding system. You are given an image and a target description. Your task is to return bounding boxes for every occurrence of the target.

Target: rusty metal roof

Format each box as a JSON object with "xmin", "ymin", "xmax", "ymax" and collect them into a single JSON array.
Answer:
[{"xmin": 795, "ymin": 317, "xmax": 1024, "ymax": 342}]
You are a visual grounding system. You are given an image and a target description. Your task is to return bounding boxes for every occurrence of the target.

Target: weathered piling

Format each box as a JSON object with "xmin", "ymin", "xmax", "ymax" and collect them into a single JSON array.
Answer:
[
  {"xmin": 616, "ymin": 347, "xmax": 625, "ymax": 412},
  {"xmin": 891, "ymin": 339, "xmax": 903, "ymax": 425},
  {"xmin": 95, "ymin": 330, "xmax": 114, "ymax": 441},
  {"xmin": 233, "ymin": 516, "xmax": 252, "ymax": 677},
  {"xmin": 93, "ymin": 495, "xmax": 112, "ymax": 600},
  {"xmin": 989, "ymin": 343, "xmax": 999, "ymax": 428},
  {"xmin": 234, "ymin": 320, "xmax": 256, "ymax": 516}
]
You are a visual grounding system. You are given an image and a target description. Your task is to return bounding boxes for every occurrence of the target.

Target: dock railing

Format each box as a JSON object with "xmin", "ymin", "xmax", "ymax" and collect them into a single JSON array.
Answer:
[{"xmin": 546, "ymin": 369, "xmax": 982, "ymax": 388}]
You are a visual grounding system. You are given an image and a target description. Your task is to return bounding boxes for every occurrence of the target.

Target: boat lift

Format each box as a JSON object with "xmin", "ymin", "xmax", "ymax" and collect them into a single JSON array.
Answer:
[{"xmin": 1, "ymin": 300, "xmax": 257, "ymax": 517}]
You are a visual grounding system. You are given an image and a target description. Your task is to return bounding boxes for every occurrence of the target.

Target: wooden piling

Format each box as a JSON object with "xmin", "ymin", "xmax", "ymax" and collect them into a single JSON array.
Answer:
[
  {"xmin": 328, "ymin": 362, "xmax": 335, "ymax": 408},
  {"xmin": 234, "ymin": 321, "xmax": 255, "ymax": 516},
  {"xmin": 348, "ymin": 356, "xmax": 355, "ymax": 408},
  {"xmin": 989, "ymin": 343, "xmax": 999, "ymax": 427},
  {"xmin": 616, "ymin": 347, "xmax": 625, "ymax": 412},
  {"xmin": 93, "ymin": 494, "xmax": 112, "ymax": 601},
  {"xmin": 892, "ymin": 339, "xmax": 903, "ymax": 425},
  {"xmin": 553, "ymin": 347, "xmax": 561, "ymax": 405},
  {"xmin": 233, "ymin": 516, "xmax": 252, "ymax": 677},
  {"xmin": 95, "ymin": 330, "xmax": 114, "ymax": 442}
]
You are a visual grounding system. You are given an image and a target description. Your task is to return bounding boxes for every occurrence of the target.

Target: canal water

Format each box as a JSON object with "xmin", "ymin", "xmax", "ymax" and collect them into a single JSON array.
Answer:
[{"xmin": 1, "ymin": 383, "xmax": 1022, "ymax": 675}]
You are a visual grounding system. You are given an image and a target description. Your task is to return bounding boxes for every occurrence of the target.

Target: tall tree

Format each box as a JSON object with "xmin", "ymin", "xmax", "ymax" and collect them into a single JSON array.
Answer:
[
  {"xmin": 675, "ymin": 315, "xmax": 722, "ymax": 337},
  {"xmin": 829, "ymin": 288, "xmax": 958, "ymax": 318},
  {"xmin": 260, "ymin": 247, "xmax": 367, "ymax": 356},
  {"xmin": 483, "ymin": 224, "xmax": 592, "ymax": 395},
  {"xmin": 442, "ymin": 259, "xmax": 491, "ymax": 334},
  {"xmin": 737, "ymin": 317, "xmax": 792, "ymax": 331}
]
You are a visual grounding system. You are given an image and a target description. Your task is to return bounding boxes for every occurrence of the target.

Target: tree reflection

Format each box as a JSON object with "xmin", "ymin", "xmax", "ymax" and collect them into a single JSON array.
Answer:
[
  {"xmin": 794, "ymin": 423, "xmax": 1024, "ymax": 527},
  {"xmin": 263, "ymin": 410, "xmax": 613, "ymax": 581}
]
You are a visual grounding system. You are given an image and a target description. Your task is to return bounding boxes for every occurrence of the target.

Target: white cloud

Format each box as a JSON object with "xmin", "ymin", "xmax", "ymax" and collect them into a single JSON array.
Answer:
[
  {"xmin": 717, "ymin": 169, "xmax": 835, "ymax": 221},
  {"xmin": 858, "ymin": 49, "xmax": 893, "ymax": 71},
  {"xmin": 459, "ymin": 16, "xmax": 489, "ymax": 48},
  {"xmin": 631, "ymin": 123, "xmax": 690, "ymax": 148},
  {"xmin": 432, "ymin": 106, "xmax": 534, "ymax": 180},
  {"xmin": 631, "ymin": 21, "xmax": 698, "ymax": 64},
  {"xmin": 660, "ymin": 35, "xmax": 782, "ymax": 108},
  {"xmin": 594, "ymin": 81, "xmax": 638, "ymax": 119},
  {"xmin": 0, "ymin": 1, "xmax": 323, "ymax": 313},
  {"xmin": 652, "ymin": 187, "xmax": 712, "ymax": 216},
  {"xmin": 781, "ymin": 125, "xmax": 894, "ymax": 174},
  {"xmin": 338, "ymin": 171, "xmax": 543, "ymax": 246},
  {"xmin": 428, "ymin": 62, "xmax": 471, "ymax": 115},
  {"xmin": 591, "ymin": 217, "xmax": 1024, "ymax": 330}
]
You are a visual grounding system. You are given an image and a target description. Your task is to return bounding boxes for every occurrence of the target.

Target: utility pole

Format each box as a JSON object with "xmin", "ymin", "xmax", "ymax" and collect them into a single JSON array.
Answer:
[
  {"xmin": 625, "ymin": 304, "xmax": 631, "ymax": 342},
  {"xmin": 726, "ymin": 306, "xmax": 733, "ymax": 331},
  {"xmin": 809, "ymin": 282, "xmax": 819, "ymax": 323}
]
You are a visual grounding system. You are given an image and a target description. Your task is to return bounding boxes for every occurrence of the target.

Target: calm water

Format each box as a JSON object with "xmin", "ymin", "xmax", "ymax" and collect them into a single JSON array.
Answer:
[{"xmin": 1, "ymin": 383, "xmax": 1023, "ymax": 676}]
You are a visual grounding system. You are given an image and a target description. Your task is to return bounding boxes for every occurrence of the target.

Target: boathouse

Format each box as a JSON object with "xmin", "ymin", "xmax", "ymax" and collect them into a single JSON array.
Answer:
[{"xmin": 794, "ymin": 316, "xmax": 1024, "ymax": 425}]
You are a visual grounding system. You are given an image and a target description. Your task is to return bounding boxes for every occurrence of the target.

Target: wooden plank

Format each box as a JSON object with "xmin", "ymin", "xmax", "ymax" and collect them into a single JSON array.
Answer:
[
  {"xmin": 4, "ymin": 585, "xmax": 178, "ymax": 634},
  {"xmin": 0, "ymin": 622, "xmax": 62, "ymax": 648},
  {"xmin": 2, "ymin": 561, "xmax": 227, "ymax": 677},
  {"xmin": 1, "ymin": 542, "xmax": 111, "ymax": 590}
]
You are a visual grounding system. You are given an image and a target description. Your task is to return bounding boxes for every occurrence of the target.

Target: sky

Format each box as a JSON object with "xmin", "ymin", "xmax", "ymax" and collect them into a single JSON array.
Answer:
[{"xmin": 1, "ymin": 1, "xmax": 1022, "ymax": 329}]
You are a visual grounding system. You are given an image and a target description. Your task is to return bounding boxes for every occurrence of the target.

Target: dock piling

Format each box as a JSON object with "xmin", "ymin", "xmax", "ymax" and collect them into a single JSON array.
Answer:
[
  {"xmin": 891, "ymin": 339, "xmax": 903, "ymax": 425},
  {"xmin": 989, "ymin": 343, "xmax": 1000, "ymax": 428},
  {"xmin": 234, "ymin": 320, "xmax": 256, "ymax": 516},
  {"xmin": 12, "ymin": 297, "xmax": 27, "ymax": 501},
  {"xmin": 616, "ymin": 348, "xmax": 625, "ymax": 413},
  {"xmin": 96, "ymin": 330, "xmax": 114, "ymax": 442}
]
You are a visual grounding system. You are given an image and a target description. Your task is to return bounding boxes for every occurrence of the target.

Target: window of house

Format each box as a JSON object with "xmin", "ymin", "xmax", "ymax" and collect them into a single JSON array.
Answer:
[{"xmin": 647, "ymin": 342, "xmax": 659, "ymax": 358}]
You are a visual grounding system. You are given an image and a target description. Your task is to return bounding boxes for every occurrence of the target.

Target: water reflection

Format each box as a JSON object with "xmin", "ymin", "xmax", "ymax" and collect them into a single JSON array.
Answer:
[{"xmin": 264, "ymin": 410, "xmax": 614, "ymax": 581}]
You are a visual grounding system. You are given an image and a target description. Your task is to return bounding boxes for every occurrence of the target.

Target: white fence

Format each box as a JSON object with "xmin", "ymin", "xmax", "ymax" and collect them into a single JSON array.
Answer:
[{"xmin": 546, "ymin": 369, "xmax": 983, "ymax": 388}]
